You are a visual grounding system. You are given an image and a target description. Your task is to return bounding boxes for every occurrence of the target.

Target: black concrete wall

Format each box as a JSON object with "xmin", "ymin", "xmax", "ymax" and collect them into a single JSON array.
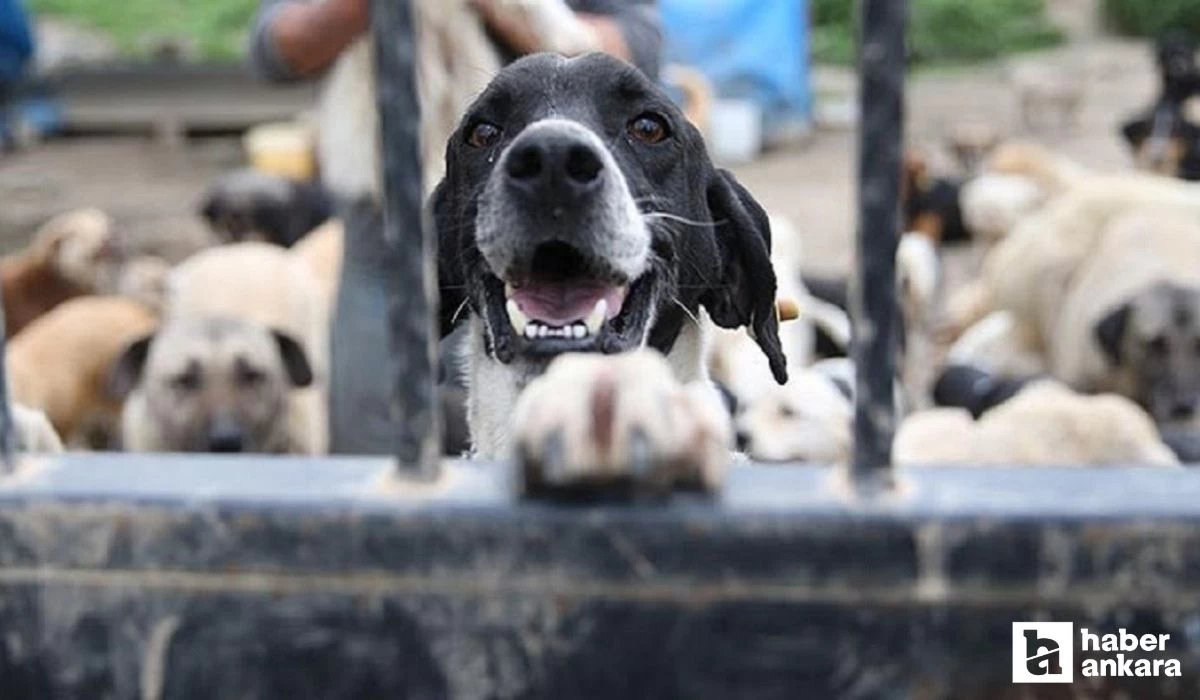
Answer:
[{"xmin": 0, "ymin": 456, "xmax": 1197, "ymax": 698}]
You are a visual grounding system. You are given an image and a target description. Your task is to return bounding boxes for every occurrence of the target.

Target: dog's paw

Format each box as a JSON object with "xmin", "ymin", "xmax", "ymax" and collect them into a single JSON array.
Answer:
[{"xmin": 514, "ymin": 350, "xmax": 732, "ymax": 495}]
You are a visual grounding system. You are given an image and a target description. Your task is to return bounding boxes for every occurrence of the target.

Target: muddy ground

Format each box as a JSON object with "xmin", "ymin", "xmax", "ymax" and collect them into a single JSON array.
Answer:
[{"xmin": 0, "ymin": 39, "xmax": 1161, "ymax": 275}]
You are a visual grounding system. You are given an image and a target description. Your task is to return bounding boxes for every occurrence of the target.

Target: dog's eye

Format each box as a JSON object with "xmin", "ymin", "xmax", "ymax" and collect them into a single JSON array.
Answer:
[
  {"xmin": 171, "ymin": 370, "xmax": 201, "ymax": 392},
  {"xmin": 466, "ymin": 122, "xmax": 502, "ymax": 149},
  {"xmin": 237, "ymin": 366, "xmax": 266, "ymax": 387},
  {"xmin": 627, "ymin": 113, "xmax": 670, "ymax": 144},
  {"xmin": 1147, "ymin": 335, "xmax": 1170, "ymax": 356}
]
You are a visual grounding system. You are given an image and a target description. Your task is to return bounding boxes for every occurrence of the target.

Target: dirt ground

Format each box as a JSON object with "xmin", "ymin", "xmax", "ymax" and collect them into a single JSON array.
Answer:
[{"xmin": 0, "ymin": 39, "xmax": 1161, "ymax": 272}]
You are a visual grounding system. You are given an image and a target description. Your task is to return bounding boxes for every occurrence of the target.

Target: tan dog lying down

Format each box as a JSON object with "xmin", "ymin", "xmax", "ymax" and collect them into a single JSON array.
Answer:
[
  {"xmin": 151, "ymin": 242, "xmax": 330, "ymax": 454},
  {"xmin": 980, "ymin": 175, "xmax": 1200, "ymax": 337},
  {"xmin": 956, "ymin": 172, "xmax": 1200, "ymax": 424},
  {"xmin": 7, "ymin": 296, "xmax": 157, "ymax": 448},
  {"xmin": 895, "ymin": 381, "xmax": 1178, "ymax": 466},
  {"xmin": 1051, "ymin": 208, "xmax": 1200, "ymax": 401}
]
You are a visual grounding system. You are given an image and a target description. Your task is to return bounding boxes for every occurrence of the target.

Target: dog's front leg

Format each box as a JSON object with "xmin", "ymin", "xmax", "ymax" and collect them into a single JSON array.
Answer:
[{"xmin": 512, "ymin": 350, "xmax": 732, "ymax": 495}]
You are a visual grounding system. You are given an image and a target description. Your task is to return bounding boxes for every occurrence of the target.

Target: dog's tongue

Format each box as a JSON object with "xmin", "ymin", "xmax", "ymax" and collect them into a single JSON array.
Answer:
[{"xmin": 509, "ymin": 281, "xmax": 625, "ymax": 326}]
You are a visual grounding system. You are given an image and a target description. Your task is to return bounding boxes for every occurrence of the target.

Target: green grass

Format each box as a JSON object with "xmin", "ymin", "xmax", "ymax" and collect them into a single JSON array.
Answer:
[
  {"xmin": 812, "ymin": 0, "xmax": 1064, "ymax": 66},
  {"xmin": 27, "ymin": 0, "xmax": 1065, "ymax": 65},
  {"xmin": 1102, "ymin": 0, "xmax": 1200, "ymax": 38},
  {"xmin": 27, "ymin": 0, "xmax": 259, "ymax": 61}
]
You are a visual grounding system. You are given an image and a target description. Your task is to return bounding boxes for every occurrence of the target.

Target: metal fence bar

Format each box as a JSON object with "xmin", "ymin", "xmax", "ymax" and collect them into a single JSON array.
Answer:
[
  {"xmin": 0, "ymin": 292, "xmax": 13, "ymax": 472},
  {"xmin": 371, "ymin": 0, "xmax": 441, "ymax": 478},
  {"xmin": 851, "ymin": 0, "xmax": 906, "ymax": 486}
]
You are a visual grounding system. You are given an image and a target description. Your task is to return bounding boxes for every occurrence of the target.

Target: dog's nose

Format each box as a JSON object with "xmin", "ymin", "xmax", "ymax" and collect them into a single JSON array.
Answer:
[
  {"xmin": 208, "ymin": 421, "xmax": 245, "ymax": 453},
  {"xmin": 504, "ymin": 132, "xmax": 605, "ymax": 198}
]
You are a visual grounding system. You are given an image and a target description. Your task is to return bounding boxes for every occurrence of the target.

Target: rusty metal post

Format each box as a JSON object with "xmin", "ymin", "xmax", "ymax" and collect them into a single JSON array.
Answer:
[
  {"xmin": 851, "ymin": 0, "xmax": 906, "ymax": 487},
  {"xmin": 371, "ymin": 0, "xmax": 441, "ymax": 477}
]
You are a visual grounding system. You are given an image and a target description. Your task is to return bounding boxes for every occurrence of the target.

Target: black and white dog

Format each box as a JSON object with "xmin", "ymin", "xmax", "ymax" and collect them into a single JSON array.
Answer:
[{"xmin": 432, "ymin": 53, "xmax": 787, "ymax": 491}]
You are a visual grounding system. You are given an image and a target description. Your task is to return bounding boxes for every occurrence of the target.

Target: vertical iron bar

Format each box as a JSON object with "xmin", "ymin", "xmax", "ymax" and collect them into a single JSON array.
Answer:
[
  {"xmin": 372, "ymin": 0, "xmax": 441, "ymax": 478},
  {"xmin": 0, "ymin": 294, "xmax": 13, "ymax": 471},
  {"xmin": 0, "ymin": 295, "xmax": 11, "ymax": 470},
  {"xmin": 851, "ymin": 0, "xmax": 905, "ymax": 486}
]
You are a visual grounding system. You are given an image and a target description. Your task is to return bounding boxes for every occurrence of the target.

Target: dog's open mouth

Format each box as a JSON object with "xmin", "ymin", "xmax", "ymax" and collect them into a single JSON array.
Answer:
[
  {"xmin": 483, "ymin": 241, "xmax": 657, "ymax": 358},
  {"xmin": 506, "ymin": 281, "xmax": 627, "ymax": 340}
]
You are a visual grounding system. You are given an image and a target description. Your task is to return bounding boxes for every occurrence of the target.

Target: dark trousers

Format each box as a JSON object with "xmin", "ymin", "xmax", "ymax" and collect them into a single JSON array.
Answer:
[{"xmin": 328, "ymin": 199, "xmax": 469, "ymax": 455}]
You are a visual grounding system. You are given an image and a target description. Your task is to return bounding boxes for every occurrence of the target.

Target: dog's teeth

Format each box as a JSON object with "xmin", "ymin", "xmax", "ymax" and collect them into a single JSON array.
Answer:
[
  {"xmin": 524, "ymin": 323, "xmax": 539, "ymax": 339},
  {"xmin": 585, "ymin": 299, "xmax": 607, "ymax": 335},
  {"xmin": 506, "ymin": 300, "xmax": 528, "ymax": 335},
  {"xmin": 505, "ymin": 283, "xmax": 515, "ymax": 299},
  {"xmin": 538, "ymin": 325, "xmax": 549, "ymax": 338},
  {"xmin": 572, "ymin": 323, "xmax": 587, "ymax": 339}
]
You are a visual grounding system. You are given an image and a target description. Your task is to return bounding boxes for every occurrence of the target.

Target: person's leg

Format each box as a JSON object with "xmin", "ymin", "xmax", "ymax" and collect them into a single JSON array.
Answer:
[
  {"xmin": 328, "ymin": 198, "xmax": 398, "ymax": 454},
  {"xmin": 329, "ymin": 198, "xmax": 473, "ymax": 455}
]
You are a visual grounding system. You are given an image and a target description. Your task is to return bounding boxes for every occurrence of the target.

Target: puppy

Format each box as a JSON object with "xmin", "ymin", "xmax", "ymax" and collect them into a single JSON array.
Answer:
[
  {"xmin": 7, "ymin": 296, "xmax": 158, "ymax": 448},
  {"xmin": 1, "ymin": 208, "xmax": 126, "ymax": 337},
  {"xmin": 895, "ymin": 381, "xmax": 1178, "ymax": 467},
  {"xmin": 200, "ymin": 169, "xmax": 334, "ymax": 247},
  {"xmin": 1120, "ymin": 32, "xmax": 1200, "ymax": 179},
  {"xmin": 902, "ymin": 153, "xmax": 970, "ymax": 245},
  {"xmin": 111, "ymin": 317, "xmax": 314, "ymax": 454},
  {"xmin": 433, "ymin": 53, "xmax": 786, "ymax": 491},
  {"xmin": 946, "ymin": 121, "xmax": 999, "ymax": 174},
  {"xmin": 733, "ymin": 365, "xmax": 852, "ymax": 464},
  {"xmin": 164, "ymin": 242, "xmax": 330, "ymax": 454},
  {"xmin": 1122, "ymin": 106, "xmax": 1200, "ymax": 179}
]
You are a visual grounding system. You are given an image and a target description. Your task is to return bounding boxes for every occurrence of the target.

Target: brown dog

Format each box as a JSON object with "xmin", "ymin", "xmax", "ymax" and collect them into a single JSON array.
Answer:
[
  {"xmin": 1, "ymin": 209, "xmax": 125, "ymax": 337},
  {"xmin": 7, "ymin": 296, "xmax": 158, "ymax": 448}
]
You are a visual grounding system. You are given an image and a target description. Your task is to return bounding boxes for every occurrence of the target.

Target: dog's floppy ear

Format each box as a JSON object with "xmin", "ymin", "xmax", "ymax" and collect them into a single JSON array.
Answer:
[
  {"xmin": 108, "ymin": 334, "xmax": 155, "ymax": 400},
  {"xmin": 430, "ymin": 178, "xmax": 467, "ymax": 338},
  {"xmin": 1095, "ymin": 301, "xmax": 1131, "ymax": 365},
  {"xmin": 271, "ymin": 331, "xmax": 314, "ymax": 388},
  {"xmin": 701, "ymin": 169, "xmax": 787, "ymax": 384}
]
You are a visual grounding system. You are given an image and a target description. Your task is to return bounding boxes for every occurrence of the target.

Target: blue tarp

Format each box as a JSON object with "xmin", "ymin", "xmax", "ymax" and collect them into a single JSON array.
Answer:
[
  {"xmin": 660, "ymin": 0, "xmax": 810, "ymax": 133},
  {"xmin": 0, "ymin": 0, "xmax": 33, "ymax": 85}
]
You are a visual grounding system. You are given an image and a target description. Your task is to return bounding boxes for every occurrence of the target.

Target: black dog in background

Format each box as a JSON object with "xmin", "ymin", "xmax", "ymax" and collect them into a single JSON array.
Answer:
[
  {"xmin": 200, "ymin": 169, "xmax": 334, "ymax": 247},
  {"xmin": 1120, "ymin": 32, "xmax": 1200, "ymax": 180}
]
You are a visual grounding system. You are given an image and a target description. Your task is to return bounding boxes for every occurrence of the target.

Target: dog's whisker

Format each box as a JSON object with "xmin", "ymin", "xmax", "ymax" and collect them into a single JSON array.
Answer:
[
  {"xmin": 671, "ymin": 297, "xmax": 701, "ymax": 327},
  {"xmin": 450, "ymin": 298, "xmax": 471, "ymax": 326},
  {"xmin": 643, "ymin": 212, "xmax": 715, "ymax": 228}
]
